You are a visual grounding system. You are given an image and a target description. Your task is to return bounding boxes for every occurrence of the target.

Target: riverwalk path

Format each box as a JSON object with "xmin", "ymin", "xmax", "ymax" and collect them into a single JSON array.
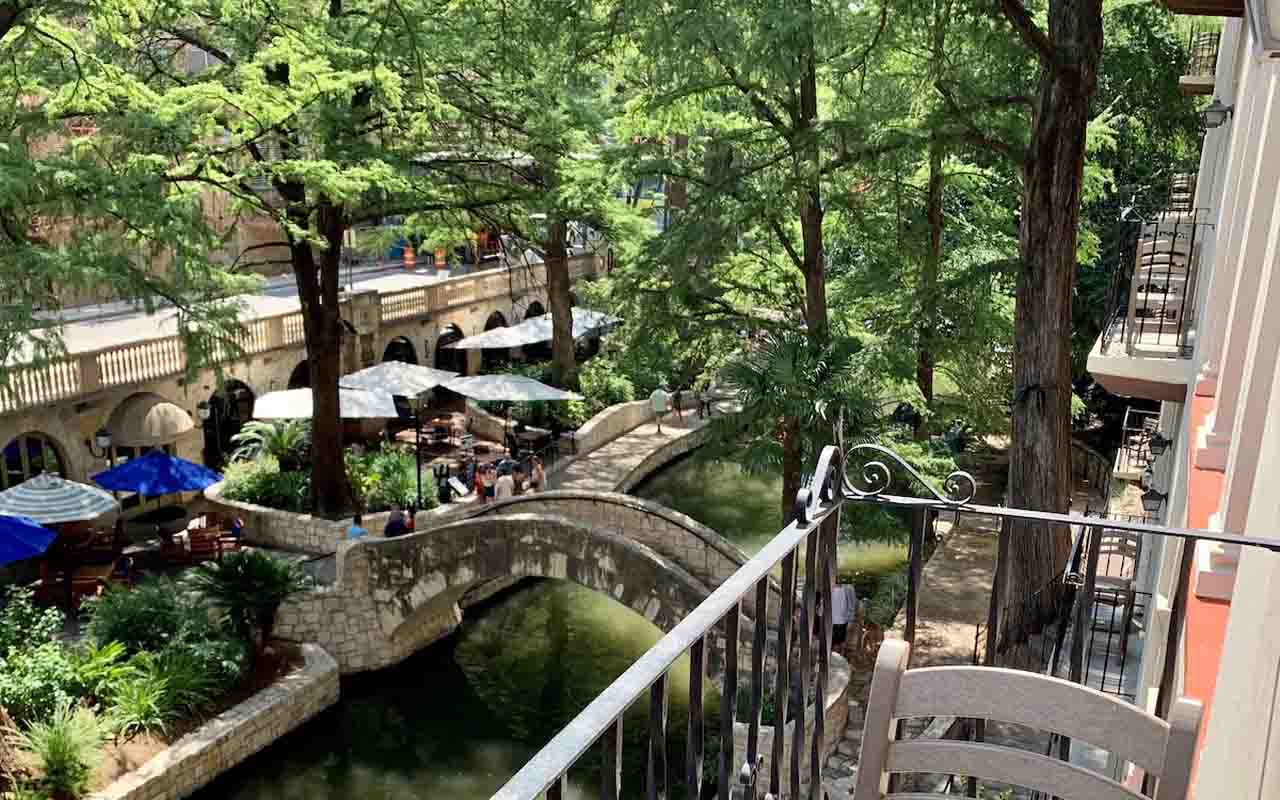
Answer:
[{"xmin": 552, "ymin": 406, "xmax": 723, "ymax": 493}]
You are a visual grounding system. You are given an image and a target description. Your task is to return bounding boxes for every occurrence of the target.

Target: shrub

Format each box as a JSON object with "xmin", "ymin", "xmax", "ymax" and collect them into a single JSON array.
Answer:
[
  {"xmin": 186, "ymin": 551, "xmax": 311, "ymax": 650},
  {"xmin": 107, "ymin": 665, "xmax": 169, "ymax": 740},
  {"xmin": 345, "ymin": 447, "xmax": 437, "ymax": 513},
  {"xmin": 221, "ymin": 457, "xmax": 312, "ymax": 513},
  {"xmin": 85, "ymin": 579, "xmax": 208, "ymax": 654},
  {"xmin": 153, "ymin": 642, "xmax": 243, "ymax": 716},
  {"xmin": 0, "ymin": 587, "xmax": 63, "ymax": 659},
  {"xmin": 577, "ymin": 356, "xmax": 636, "ymax": 414},
  {"xmin": 13, "ymin": 702, "xmax": 108, "ymax": 798},
  {"xmin": 230, "ymin": 420, "xmax": 311, "ymax": 469},
  {"xmin": 66, "ymin": 642, "xmax": 131, "ymax": 705},
  {"xmin": 0, "ymin": 643, "xmax": 78, "ymax": 726}
]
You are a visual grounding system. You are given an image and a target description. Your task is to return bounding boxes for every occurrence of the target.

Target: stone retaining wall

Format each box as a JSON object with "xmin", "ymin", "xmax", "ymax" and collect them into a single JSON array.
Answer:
[
  {"xmin": 732, "ymin": 653, "xmax": 851, "ymax": 797},
  {"xmin": 91, "ymin": 644, "xmax": 339, "ymax": 800}
]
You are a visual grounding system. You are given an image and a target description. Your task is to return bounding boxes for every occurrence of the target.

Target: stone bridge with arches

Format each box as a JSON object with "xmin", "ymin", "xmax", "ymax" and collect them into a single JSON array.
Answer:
[{"xmin": 274, "ymin": 511, "xmax": 721, "ymax": 673}]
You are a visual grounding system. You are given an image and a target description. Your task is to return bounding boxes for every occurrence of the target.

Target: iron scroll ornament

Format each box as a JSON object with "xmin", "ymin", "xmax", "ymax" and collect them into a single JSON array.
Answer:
[{"xmin": 794, "ymin": 443, "xmax": 978, "ymax": 524}]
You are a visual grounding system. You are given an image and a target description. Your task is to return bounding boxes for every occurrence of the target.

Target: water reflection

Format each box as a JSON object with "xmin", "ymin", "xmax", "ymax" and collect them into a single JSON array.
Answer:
[{"xmin": 198, "ymin": 581, "xmax": 710, "ymax": 800}]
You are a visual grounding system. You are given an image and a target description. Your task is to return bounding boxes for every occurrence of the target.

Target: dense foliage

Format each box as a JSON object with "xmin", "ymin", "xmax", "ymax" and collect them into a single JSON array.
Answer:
[{"xmin": 221, "ymin": 448, "xmax": 438, "ymax": 514}]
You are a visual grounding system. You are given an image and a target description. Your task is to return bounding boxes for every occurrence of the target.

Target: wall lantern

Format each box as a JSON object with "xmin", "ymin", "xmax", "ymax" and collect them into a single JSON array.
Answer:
[
  {"xmin": 195, "ymin": 401, "xmax": 212, "ymax": 422},
  {"xmin": 1246, "ymin": 0, "xmax": 1280, "ymax": 59},
  {"xmin": 1142, "ymin": 488, "xmax": 1168, "ymax": 515},
  {"xmin": 87, "ymin": 428, "xmax": 113, "ymax": 458},
  {"xmin": 1201, "ymin": 98, "xmax": 1234, "ymax": 130}
]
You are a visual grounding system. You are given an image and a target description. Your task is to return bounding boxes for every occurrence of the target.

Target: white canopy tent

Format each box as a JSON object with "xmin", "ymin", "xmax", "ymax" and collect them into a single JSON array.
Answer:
[
  {"xmin": 253, "ymin": 387, "xmax": 399, "ymax": 419},
  {"xmin": 442, "ymin": 375, "xmax": 582, "ymax": 402},
  {"xmin": 339, "ymin": 361, "xmax": 458, "ymax": 398},
  {"xmin": 444, "ymin": 308, "xmax": 619, "ymax": 350}
]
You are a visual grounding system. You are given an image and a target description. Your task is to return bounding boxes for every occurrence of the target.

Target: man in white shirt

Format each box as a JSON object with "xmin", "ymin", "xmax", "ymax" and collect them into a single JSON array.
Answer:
[
  {"xmin": 495, "ymin": 469, "xmax": 515, "ymax": 500},
  {"xmin": 829, "ymin": 580, "xmax": 858, "ymax": 654},
  {"xmin": 649, "ymin": 386, "xmax": 670, "ymax": 434}
]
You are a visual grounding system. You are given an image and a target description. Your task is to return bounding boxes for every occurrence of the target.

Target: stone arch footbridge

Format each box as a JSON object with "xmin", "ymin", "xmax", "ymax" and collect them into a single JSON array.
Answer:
[{"xmin": 275, "ymin": 491, "xmax": 784, "ymax": 674}]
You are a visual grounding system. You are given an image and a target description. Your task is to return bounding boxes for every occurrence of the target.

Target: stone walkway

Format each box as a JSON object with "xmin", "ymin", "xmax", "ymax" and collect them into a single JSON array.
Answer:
[{"xmin": 552, "ymin": 410, "xmax": 712, "ymax": 492}]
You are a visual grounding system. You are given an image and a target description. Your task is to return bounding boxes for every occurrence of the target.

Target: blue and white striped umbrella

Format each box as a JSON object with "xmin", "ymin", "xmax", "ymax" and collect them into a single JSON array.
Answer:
[{"xmin": 0, "ymin": 473, "xmax": 119, "ymax": 525}]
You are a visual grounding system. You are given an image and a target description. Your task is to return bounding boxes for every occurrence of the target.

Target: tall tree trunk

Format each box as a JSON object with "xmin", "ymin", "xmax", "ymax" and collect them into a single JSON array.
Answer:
[
  {"xmin": 665, "ymin": 134, "xmax": 689, "ymax": 226},
  {"xmin": 917, "ymin": 135, "xmax": 943, "ymax": 439},
  {"xmin": 781, "ymin": 8, "xmax": 827, "ymax": 524},
  {"xmin": 546, "ymin": 218, "xmax": 576, "ymax": 389},
  {"xmin": 1006, "ymin": 0, "xmax": 1103, "ymax": 604}
]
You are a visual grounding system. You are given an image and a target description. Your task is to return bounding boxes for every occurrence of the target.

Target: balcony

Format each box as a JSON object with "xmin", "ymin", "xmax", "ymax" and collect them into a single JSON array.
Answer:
[
  {"xmin": 1087, "ymin": 208, "xmax": 1214, "ymax": 402},
  {"xmin": 1159, "ymin": 0, "xmax": 1243, "ymax": 16},
  {"xmin": 491, "ymin": 444, "xmax": 1277, "ymax": 800},
  {"xmin": 1179, "ymin": 29, "xmax": 1221, "ymax": 96},
  {"xmin": 1114, "ymin": 406, "xmax": 1162, "ymax": 481}
]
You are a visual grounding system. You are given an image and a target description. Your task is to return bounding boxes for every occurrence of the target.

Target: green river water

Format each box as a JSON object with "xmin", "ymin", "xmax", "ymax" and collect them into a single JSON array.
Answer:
[{"xmin": 199, "ymin": 455, "xmax": 891, "ymax": 800}]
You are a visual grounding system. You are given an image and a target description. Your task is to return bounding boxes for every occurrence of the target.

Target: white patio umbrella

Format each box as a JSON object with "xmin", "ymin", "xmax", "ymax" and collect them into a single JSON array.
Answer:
[
  {"xmin": 253, "ymin": 387, "xmax": 399, "ymax": 419},
  {"xmin": 445, "ymin": 308, "xmax": 619, "ymax": 350},
  {"xmin": 442, "ymin": 374, "xmax": 582, "ymax": 402},
  {"xmin": 0, "ymin": 473, "xmax": 120, "ymax": 525},
  {"xmin": 339, "ymin": 361, "xmax": 458, "ymax": 398}
]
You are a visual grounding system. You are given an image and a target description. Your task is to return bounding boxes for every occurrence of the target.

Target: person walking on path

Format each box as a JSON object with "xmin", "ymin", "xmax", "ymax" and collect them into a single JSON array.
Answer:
[
  {"xmin": 829, "ymin": 579, "xmax": 858, "ymax": 658},
  {"xmin": 649, "ymin": 385, "xmax": 670, "ymax": 434}
]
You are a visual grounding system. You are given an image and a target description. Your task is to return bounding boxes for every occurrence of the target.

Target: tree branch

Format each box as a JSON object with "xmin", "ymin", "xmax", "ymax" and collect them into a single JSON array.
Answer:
[{"xmin": 998, "ymin": 0, "xmax": 1057, "ymax": 66}]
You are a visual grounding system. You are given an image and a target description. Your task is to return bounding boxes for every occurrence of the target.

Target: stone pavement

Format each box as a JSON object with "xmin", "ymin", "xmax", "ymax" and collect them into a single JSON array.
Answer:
[{"xmin": 552, "ymin": 408, "xmax": 713, "ymax": 492}]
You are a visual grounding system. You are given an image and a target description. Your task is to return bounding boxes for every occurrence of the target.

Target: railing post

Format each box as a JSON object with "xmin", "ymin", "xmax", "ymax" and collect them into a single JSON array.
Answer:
[
  {"xmin": 790, "ymin": 527, "xmax": 819, "ymax": 800},
  {"xmin": 687, "ymin": 637, "xmax": 705, "ymax": 798},
  {"xmin": 78, "ymin": 352, "xmax": 101, "ymax": 394},
  {"xmin": 769, "ymin": 552, "xmax": 797, "ymax": 798},
  {"xmin": 904, "ymin": 508, "xmax": 926, "ymax": 651},
  {"xmin": 648, "ymin": 675, "xmax": 668, "ymax": 800},
  {"xmin": 602, "ymin": 719, "xmax": 622, "ymax": 800},
  {"xmin": 718, "ymin": 603, "xmax": 740, "ymax": 800},
  {"xmin": 810, "ymin": 512, "xmax": 837, "ymax": 800}
]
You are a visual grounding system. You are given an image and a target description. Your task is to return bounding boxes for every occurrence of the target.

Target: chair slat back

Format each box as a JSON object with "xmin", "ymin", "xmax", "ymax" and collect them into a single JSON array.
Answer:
[
  {"xmin": 854, "ymin": 640, "xmax": 1202, "ymax": 800},
  {"xmin": 895, "ymin": 667, "xmax": 1169, "ymax": 773},
  {"xmin": 887, "ymin": 740, "xmax": 1144, "ymax": 800}
]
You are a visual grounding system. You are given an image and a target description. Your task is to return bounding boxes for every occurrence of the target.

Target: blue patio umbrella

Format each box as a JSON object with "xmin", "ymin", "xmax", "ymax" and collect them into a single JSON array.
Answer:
[
  {"xmin": 92, "ymin": 451, "xmax": 223, "ymax": 497},
  {"xmin": 0, "ymin": 514, "xmax": 56, "ymax": 566}
]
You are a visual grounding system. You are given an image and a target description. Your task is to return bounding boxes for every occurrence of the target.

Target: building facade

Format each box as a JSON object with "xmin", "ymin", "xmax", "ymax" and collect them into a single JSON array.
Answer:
[
  {"xmin": 1087, "ymin": 7, "xmax": 1280, "ymax": 795},
  {"xmin": 0, "ymin": 254, "xmax": 602, "ymax": 488}
]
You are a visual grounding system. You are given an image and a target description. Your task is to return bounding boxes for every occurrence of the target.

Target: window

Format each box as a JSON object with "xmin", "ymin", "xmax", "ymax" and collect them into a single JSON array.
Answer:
[{"xmin": 1, "ymin": 433, "xmax": 67, "ymax": 489}]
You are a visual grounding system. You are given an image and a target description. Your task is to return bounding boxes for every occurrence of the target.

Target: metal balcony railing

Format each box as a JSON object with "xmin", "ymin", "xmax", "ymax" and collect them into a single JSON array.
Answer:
[
  {"xmin": 1114, "ymin": 406, "xmax": 1162, "ymax": 479},
  {"xmin": 493, "ymin": 443, "xmax": 1280, "ymax": 800},
  {"xmin": 1186, "ymin": 30, "xmax": 1221, "ymax": 78},
  {"xmin": 1100, "ymin": 208, "xmax": 1214, "ymax": 360}
]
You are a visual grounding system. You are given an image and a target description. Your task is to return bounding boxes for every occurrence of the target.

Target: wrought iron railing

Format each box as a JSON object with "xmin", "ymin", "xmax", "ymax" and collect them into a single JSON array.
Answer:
[
  {"xmin": 492, "ymin": 443, "xmax": 1280, "ymax": 800},
  {"xmin": 1186, "ymin": 28, "xmax": 1221, "ymax": 79},
  {"xmin": 1099, "ymin": 208, "xmax": 1213, "ymax": 359}
]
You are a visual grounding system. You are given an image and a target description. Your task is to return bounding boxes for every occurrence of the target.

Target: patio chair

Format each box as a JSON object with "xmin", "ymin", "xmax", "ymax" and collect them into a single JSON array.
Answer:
[
  {"xmin": 187, "ymin": 529, "xmax": 224, "ymax": 564},
  {"xmin": 855, "ymin": 639, "xmax": 1201, "ymax": 800}
]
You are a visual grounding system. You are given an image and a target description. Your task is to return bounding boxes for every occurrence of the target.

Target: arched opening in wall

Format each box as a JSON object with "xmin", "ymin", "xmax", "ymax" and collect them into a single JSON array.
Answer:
[
  {"xmin": 1, "ymin": 432, "xmax": 67, "ymax": 489},
  {"xmin": 434, "ymin": 324, "xmax": 467, "ymax": 375},
  {"xmin": 203, "ymin": 380, "xmax": 255, "ymax": 470},
  {"xmin": 287, "ymin": 360, "xmax": 310, "ymax": 390},
  {"xmin": 383, "ymin": 336, "xmax": 419, "ymax": 365},
  {"xmin": 481, "ymin": 311, "xmax": 509, "ymax": 372},
  {"xmin": 522, "ymin": 302, "xmax": 552, "ymax": 362}
]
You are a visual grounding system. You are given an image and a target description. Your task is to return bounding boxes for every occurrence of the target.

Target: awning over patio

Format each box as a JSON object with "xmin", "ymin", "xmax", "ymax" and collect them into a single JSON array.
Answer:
[
  {"xmin": 0, "ymin": 473, "xmax": 120, "ymax": 525},
  {"xmin": 92, "ymin": 451, "xmax": 223, "ymax": 497},
  {"xmin": 339, "ymin": 361, "xmax": 458, "ymax": 397},
  {"xmin": 442, "ymin": 375, "xmax": 582, "ymax": 402},
  {"xmin": 105, "ymin": 392, "xmax": 196, "ymax": 447},
  {"xmin": 253, "ymin": 387, "xmax": 399, "ymax": 420},
  {"xmin": 444, "ymin": 308, "xmax": 618, "ymax": 350}
]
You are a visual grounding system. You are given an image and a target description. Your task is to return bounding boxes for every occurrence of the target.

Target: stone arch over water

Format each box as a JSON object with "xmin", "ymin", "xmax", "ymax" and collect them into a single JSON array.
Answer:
[{"xmin": 275, "ymin": 512, "xmax": 726, "ymax": 673}]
